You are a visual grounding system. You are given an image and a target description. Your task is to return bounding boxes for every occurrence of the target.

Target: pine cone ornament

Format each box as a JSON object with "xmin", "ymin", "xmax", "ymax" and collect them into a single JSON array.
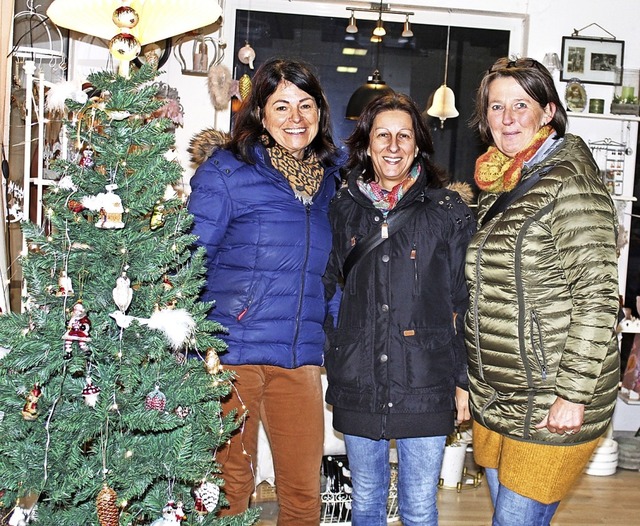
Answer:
[
  {"xmin": 96, "ymin": 484, "xmax": 119, "ymax": 526},
  {"xmin": 238, "ymin": 73, "xmax": 252, "ymax": 101},
  {"xmin": 196, "ymin": 481, "xmax": 220, "ymax": 512}
]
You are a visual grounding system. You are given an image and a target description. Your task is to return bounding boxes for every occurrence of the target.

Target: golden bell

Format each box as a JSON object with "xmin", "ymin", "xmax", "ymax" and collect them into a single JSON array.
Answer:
[{"xmin": 427, "ymin": 84, "xmax": 459, "ymax": 128}]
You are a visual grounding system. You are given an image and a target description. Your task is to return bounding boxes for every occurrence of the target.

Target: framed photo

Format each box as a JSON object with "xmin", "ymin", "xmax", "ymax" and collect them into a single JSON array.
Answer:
[{"xmin": 560, "ymin": 36, "xmax": 624, "ymax": 85}]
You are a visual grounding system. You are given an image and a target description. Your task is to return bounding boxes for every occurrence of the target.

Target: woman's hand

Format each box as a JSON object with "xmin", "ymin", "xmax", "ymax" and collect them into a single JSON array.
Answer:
[
  {"xmin": 455, "ymin": 387, "xmax": 471, "ymax": 424},
  {"xmin": 535, "ymin": 397, "xmax": 585, "ymax": 435}
]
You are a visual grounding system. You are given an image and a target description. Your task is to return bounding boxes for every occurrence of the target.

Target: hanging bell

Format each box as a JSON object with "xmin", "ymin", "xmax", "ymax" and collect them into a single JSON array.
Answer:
[{"xmin": 427, "ymin": 85, "xmax": 459, "ymax": 128}]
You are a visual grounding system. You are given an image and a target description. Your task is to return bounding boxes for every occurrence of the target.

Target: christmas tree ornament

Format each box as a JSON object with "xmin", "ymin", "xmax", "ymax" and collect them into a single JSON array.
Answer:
[
  {"xmin": 56, "ymin": 270, "xmax": 74, "ymax": 297},
  {"xmin": 145, "ymin": 385, "xmax": 166, "ymax": 411},
  {"xmin": 79, "ymin": 147, "xmax": 95, "ymax": 168},
  {"xmin": 150, "ymin": 499, "xmax": 184, "ymax": 525},
  {"xmin": 81, "ymin": 184, "xmax": 125, "ymax": 229},
  {"xmin": 204, "ymin": 348, "xmax": 221, "ymax": 375},
  {"xmin": 150, "ymin": 201, "xmax": 166, "ymax": 230},
  {"xmin": 112, "ymin": 273, "xmax": 133, "ymax": 313},
  {"xmin": 110, "ymin": 308, "xmax": 195, "ymax": 350},
  {"xmin": 112, "ymin": 5, "xmax": 139, "ymax": 29},
  {"xmin": 195, "ymin": 481, "xmax": 220, "ymax": 512},
  {"xmin": 96, "ymin": 484, "xmax": 119, "ymax": 526},
  {"xmin": 174, "ymin": 405, "xmax": 190, "ymax": 418},
  {"xmin": 21, "ymin": 384, "xmax": 42, "ymax": 421},
  {"xmin": 63, "ymin": 302, "xmax": 92, "ymax": 359},
  {"xmin": 82, "ymin": 377, "xmax": 101, "ymax": 407}
]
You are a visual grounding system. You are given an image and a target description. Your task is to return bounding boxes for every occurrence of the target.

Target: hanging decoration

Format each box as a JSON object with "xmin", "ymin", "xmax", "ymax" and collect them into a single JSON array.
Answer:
[
  {"xmin": 427, "ymin": 24, "xmax": 459, "ymax": 128},
  {"xmin": 82, "ymin": 377, "xmax": 101, "ymax": 408},
  {"xmin": 145, "ymin": 385, "xmax": 167, "ymax": 411},
  {"xmin": 150, "ymin": 499, "xmax": 186, "ymax": 525},
  {"xmin": 96, "ymin": 484, "xmax": 119, "ymax": 526},
  {"xmin": 81, "ymin": 184, "xmax": 125, "ymax": 229},
  {"xmin": 109, "ymin": 308, "xmax": 196, "ymax": 350},
  {"xmin": 204, "ymin": 348, "xmax": 221, "ymax": 375},
  {"xmin": 56, "ymin": 271, "xmax": 74, "ymax": 297},
  {"xmin": 62, "ymin": 302, "xmax": 92, "ymax": 359},
  {"xmin": 21, "ymin": 383, "xmax": 42, "ymax": 421},
  {"xmin": 193, "ymin": 481, "xmax": 220, "ymax": 513},
  {"xmin": 112, "ymin": 272, "xmax": 133, "ymax": 313}
]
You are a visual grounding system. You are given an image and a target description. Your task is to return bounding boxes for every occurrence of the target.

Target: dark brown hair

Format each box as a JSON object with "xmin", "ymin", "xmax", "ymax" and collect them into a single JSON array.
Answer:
[
  {"xmin": 344, "ymin": 92, "xmax": 447, "ymax": 188},
  {"xmin": 229, "ymin": 57, "xmax": 338, "ymax": 165},
  {"xmin": 471, "ymin": 57, "xmax": 568, "ymax": 144}
]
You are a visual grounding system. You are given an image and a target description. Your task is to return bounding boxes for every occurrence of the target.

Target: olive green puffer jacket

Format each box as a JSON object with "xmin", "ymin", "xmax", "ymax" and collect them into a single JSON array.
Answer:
[{"xmin": 465, "ymin": 134, "xmax": 620, "ymax": 445}]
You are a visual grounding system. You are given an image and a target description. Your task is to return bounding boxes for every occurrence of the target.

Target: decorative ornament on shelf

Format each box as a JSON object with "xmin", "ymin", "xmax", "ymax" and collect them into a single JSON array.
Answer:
[
  {"xmin": 21, "ymin": 383, "xmax": 42, "ymax": 421},
  {"xmin": 82, "ymin": 377, "xmax": 101, "ymax": 407},
  {"xmin": 145, "ymin": 385, "xmax": 167, "ymax": 411},
  {"xmin": 96, "ymin": 484, "xmax": 119, "ymax": 526},
  {"xmin": 62, "ymin": 301, "xmax": 92, "ymax": 359},
  {"xmin": 565, "ymin": 78, "xmax": 587, "ymax": 113},
  {"xmin": 612, "ymin": 68, "xmax": 640, "ymax": 116}
]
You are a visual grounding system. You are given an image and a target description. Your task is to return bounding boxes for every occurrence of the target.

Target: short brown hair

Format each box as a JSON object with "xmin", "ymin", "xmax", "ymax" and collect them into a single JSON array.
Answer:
[{"xmin": 471, "ymin": 57, "xmax": 568, "ymax": 145}]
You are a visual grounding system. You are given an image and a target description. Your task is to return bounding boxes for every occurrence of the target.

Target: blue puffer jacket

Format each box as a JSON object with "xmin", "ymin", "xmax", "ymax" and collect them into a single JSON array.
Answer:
[{"xmin": 188, "ymin": 141, "xmax": 343, "ymax": 368}]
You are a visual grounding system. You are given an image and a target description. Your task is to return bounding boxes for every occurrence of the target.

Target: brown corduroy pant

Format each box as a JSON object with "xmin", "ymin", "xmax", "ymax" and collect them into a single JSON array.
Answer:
[{"xmin": 217, "ymin": 364, "xmax": 324, "ymax": 525}]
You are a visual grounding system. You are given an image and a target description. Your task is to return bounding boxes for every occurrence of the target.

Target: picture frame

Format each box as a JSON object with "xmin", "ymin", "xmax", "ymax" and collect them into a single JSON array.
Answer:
[{"xmin": 560, "ymin": 36, "xmax": 624, "ymax": 85}]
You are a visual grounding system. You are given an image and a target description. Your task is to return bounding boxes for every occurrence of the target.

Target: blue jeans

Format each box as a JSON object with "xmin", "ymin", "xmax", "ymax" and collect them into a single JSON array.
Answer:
[
  {"xmin": 485, "ymin": 468, "xmax": 560, "ymax": 526},
  {"xmin": 344, "ymin": 434, "xmax": 446, "ymax": 526}
]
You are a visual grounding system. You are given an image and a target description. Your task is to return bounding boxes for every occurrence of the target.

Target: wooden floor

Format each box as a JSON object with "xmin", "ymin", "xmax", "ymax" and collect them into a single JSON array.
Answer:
[{"xmin": 254, "ymin": 467, "xmax": 640, "ymax": 525}]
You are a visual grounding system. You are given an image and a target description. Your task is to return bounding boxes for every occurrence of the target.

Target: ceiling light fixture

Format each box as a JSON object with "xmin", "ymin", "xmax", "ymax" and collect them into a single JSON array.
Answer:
[
  {"xmin": 427, "ymin": 25, "xmax": 459, "ymax": 128},
  {"xmin": 345, "ymin": 1, "xmax": 414, "ymax": 41}
]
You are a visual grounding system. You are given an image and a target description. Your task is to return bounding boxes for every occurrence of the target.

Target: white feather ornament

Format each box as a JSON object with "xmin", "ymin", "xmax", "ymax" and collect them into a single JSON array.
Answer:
[
  {"xmin": 46, "ymin": 80, "xmax": 88, "ymax": 113},
  {"xmin": 109, "ymin": 308, "xmax": 195, "ymax": 350}
]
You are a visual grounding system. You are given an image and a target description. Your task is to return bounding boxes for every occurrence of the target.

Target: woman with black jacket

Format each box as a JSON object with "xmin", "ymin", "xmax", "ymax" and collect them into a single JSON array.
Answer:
[{"xmin": 323, "ymin": 93, "xmax": 475, "ymax": 526}]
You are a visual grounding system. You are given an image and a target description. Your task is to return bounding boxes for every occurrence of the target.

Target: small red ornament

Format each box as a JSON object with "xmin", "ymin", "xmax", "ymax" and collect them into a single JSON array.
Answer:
[
  {"xmin": 145, "ymin": 385, "xmax": 166, "ymax": 411},
  {"xmin": 82, "ymin": 377, "xmax": 101, "ymax": 408}
]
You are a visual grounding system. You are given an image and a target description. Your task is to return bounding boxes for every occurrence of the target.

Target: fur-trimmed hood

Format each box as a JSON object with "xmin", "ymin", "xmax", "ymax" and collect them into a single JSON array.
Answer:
[{"xmin": 188, "ymin": 128, "xmax": 230, "ymax": 166}]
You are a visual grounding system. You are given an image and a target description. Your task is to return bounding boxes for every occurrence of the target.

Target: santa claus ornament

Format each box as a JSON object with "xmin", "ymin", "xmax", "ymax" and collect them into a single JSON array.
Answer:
[
  {"xmin": 62, "ymin": 302, "xmax": 92, "ymax": 359},
  {"xmin": 150, "ymin": 500, "xmax": 185, "ymax": 525},
  {"xmin": 21, "ymin": 384, "xmax": 42, "ymax": 421}
]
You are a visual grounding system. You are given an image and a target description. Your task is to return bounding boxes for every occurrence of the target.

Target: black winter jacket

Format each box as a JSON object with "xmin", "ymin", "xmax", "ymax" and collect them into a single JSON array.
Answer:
[{"xmin": 323, "ymin": 163, "xmax": 476, "ymax": 439}]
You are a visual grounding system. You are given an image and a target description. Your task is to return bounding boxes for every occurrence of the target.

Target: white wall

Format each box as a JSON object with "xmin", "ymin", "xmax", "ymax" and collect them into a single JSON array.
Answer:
[{"xmin": 66, "ymin": 0, "xmax": 640, "ymax": 178}]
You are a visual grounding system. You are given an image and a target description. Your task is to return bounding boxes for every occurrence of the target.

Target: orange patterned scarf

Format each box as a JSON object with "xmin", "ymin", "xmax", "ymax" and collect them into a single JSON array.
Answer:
[{"xmin": 475, "ymin": 125, "xmax": 553, "ymax": 193}]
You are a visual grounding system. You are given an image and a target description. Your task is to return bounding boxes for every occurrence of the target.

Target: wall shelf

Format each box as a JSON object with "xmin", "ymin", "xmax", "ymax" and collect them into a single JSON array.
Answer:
[{"xmin": 567, "ymin": 111, "xmax": 640, "ymax": 123}]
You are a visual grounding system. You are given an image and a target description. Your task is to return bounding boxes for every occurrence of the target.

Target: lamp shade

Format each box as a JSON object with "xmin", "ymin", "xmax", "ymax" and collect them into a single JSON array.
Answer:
[
  {"xmin": 46, "ymin": 0, "xmax": 222, "ymax": 47},
  {"xmin": 427, "ymin": 84, "xmax": 459, "ymax": 127},
  {"xmin": 346, "ymin": 70, "xmax": 394, "ymax": 120}
]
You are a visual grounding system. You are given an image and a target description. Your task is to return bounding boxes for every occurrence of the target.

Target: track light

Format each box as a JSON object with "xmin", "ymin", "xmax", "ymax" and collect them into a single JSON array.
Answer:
[
  {"xmin": 346, "ymin": 11, "xmax": 358, "ymax": 34},
  {"xmin": 373, "ymin": 17, "xmax": 386, "ymax": 37},
  {"xmin": 402, "ymin": 15, "xmax": 413, "ymax": 38}
]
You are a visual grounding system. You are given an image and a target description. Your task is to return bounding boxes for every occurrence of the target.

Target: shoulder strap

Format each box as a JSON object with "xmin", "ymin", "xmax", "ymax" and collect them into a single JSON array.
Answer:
[
  {"xmin": 342, "ymin": 203, "xmax": 421, "ymax": 280},
  {"xmin": 479, "ymin": 172, "xmax": 542, "ymax": 228}
]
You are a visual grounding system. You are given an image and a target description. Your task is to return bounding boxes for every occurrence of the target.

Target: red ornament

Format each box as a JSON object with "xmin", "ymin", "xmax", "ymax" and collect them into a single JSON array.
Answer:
[{"xmin": 145, "ymin": 385, "xmax": 166, "ymax": 411}]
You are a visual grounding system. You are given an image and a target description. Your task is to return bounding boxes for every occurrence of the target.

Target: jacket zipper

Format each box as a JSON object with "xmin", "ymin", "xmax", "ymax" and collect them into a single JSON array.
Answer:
[
  {"xmin": 291, "ymin": 203, "xmax": 312, "ymax": 367},
  {"xmin": 411, "ymin": 242, "xmax": 418, "ymax": 295},
  {"xmin": 473, "ymin": 226, "xmax": 495, "ymax": 381},
  {"xmin": 530, "ymin": 309, "xmax": 548, "ymax": 380}
]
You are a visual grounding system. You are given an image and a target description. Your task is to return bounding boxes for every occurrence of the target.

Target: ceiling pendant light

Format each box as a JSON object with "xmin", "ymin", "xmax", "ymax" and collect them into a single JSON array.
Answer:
[
  {"xmin": 346, "ymin": 10, "xmax": 358, "ymax": 34},
  {"xmin": 427, "ymin": 25, "xmax": 459, "ymax": 128},
  {"xmin": 345, "ymin": 37, "xmax": 393, "ymax": 120}
]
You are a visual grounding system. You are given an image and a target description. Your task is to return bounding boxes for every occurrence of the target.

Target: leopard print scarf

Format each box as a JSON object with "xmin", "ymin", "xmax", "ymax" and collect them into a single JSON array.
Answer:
[{"xmin": 267, "ymin": 144, "xmax": 323, "ymax": 204}]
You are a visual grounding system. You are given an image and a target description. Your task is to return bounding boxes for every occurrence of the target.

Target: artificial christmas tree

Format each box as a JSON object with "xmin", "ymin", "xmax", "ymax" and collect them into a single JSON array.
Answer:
[{"xmin": 0, "ymin": 64, "xmax": 259, "ymax": 526}]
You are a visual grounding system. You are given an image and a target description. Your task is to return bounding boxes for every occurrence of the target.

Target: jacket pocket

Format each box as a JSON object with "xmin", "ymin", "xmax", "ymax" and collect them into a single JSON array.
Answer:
[
  {"xmin": 325, "ymin": 326, "xmax": 366, "ymax": 388},
  {"xmin": 236, "ymin": 276, "xmax": 272, "ymax": 321},
  {"xmin": 400, "ymin": 327, "xmax": 455, "ymax": 389},
  {"xmin": 530, "ymin": 309, "xmax": 548, "ymax": 381}
]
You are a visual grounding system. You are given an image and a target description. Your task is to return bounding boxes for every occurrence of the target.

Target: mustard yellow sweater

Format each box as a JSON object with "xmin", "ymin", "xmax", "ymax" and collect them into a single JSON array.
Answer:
[{"xmin": 473, "ymin": 421, "xmax": 599, "ymax": 504}]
